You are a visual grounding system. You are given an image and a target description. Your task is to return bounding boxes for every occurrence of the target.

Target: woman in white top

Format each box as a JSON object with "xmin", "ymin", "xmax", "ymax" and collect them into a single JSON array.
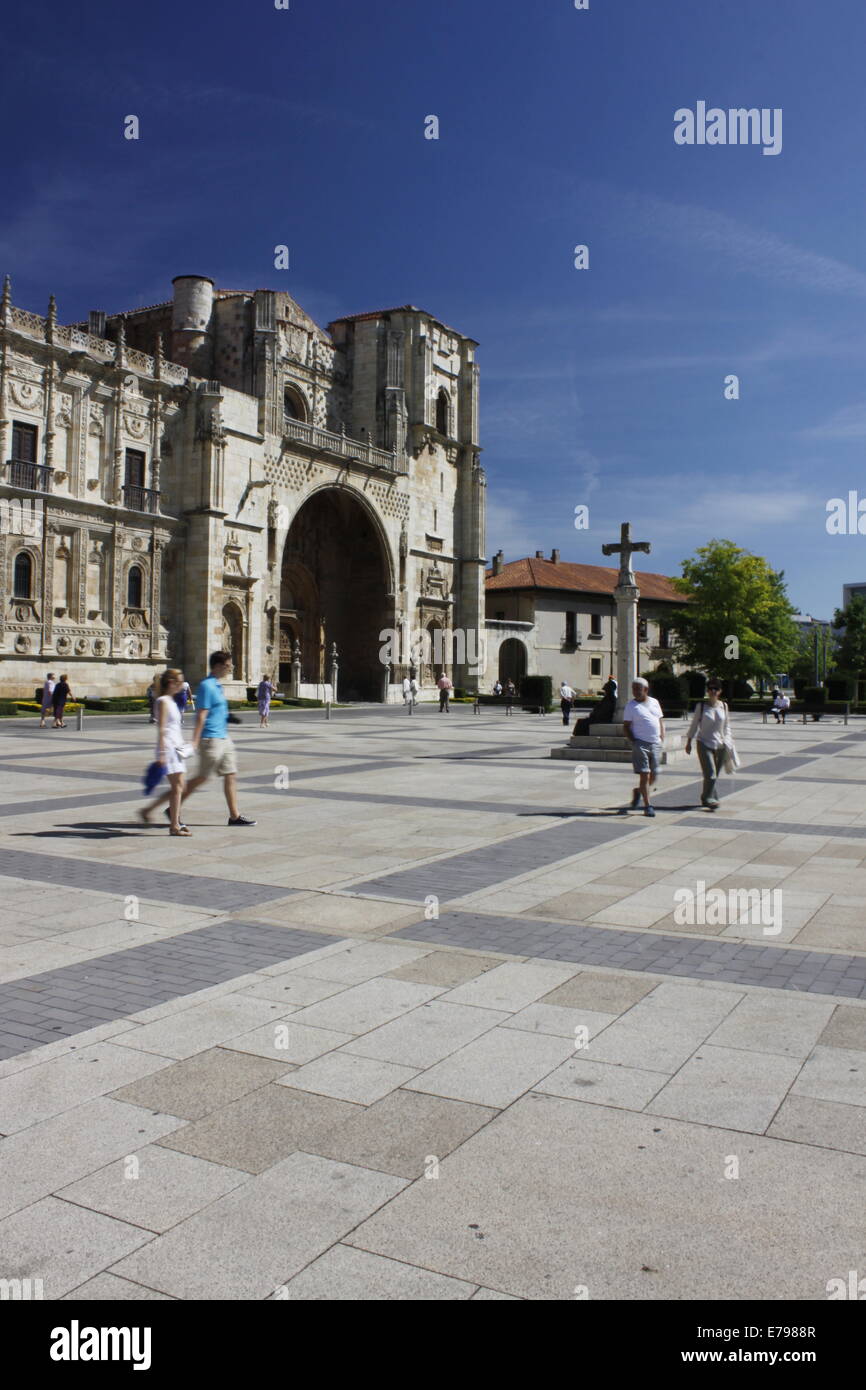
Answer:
[
  {"xmin": 685, "ymin": 680, "xmax": 730, "ymax": 810},
  {"xmin": 155, "ymin": 668, "xmax": 191, "ymax": 836}
]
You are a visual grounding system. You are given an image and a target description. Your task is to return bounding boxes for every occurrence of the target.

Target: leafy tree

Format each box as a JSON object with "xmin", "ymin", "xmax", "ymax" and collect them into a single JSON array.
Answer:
[
  {"xmin": 669, "ymin": 540, "xmax": 800, "ymax": 692},
  {"xmin": 831, "ymin": 595, "xmax": 866, "ymax": 675}
]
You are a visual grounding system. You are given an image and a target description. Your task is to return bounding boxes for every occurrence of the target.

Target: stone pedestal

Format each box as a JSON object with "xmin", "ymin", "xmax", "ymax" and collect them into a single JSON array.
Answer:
[{"xmin": 550, "ymin": 722, "xmax": 687, "ymax": 764}]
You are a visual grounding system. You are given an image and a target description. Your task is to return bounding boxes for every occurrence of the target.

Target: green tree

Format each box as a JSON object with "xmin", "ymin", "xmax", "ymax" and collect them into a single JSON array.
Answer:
[
  {"xmin": 831, "ymin": 595, "xmax": 866, "ymax": 675},
  {"xmin": 670, "ymin": 540, "xmax": 800, "ymax": 692}
]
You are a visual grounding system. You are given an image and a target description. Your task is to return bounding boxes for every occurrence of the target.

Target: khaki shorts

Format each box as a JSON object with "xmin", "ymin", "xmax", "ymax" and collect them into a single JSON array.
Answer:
[{"xmin": 197, "ymin": 737, "xmax": 237, "ymax": 779}]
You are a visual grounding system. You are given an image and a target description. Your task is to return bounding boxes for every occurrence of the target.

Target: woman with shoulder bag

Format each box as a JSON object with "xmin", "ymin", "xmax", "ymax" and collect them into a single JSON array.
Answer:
[{"xmin": 685, "ymin": 680, "xmax": 735, "ymax": 810}]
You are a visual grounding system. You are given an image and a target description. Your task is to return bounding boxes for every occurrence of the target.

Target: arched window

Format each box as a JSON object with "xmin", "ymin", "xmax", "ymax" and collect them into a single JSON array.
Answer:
[
  {"xmin": 13, "ymin": 551, "xmax": 32, "ymax": 599},
  {"xmin": 435, "ymin": 388, "xmax": 450, "ymax": 436},
  {"xmin": 127, "ymin": 565, "xmax": 143, "ymax": 608},
  {"xmin": 283, "ymin": 385, "xmax": 308, "ymax": 422}
]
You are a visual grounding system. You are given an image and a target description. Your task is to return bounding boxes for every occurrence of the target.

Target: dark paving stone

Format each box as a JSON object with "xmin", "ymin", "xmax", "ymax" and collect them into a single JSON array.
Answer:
[
  {"xmin": 0, "ymin": 920, "xmax": 339, "ymax": 1061},
  {"xmin": 0, "ymin": 761, "xmax": 132, "ymax": 785},
  {"xmin": 678, "ymin": 817, "xmax": 866, "ymax": 840},
  {"xmin": 741, "ymin": 756, "xmax": 820, "ymax": 776},
  {"xmin": 782, "ymin": 775, "xmax": 866, "ymax": 786},
  {"xmin": 392, "ymin": 910, "xmax": 866, "ymax": 1001},
  {"xmin": 0, "ymin": 847, "xmax": 295, "ymax": 908},
  {"xmin": 348, "ymin": 818, "xmax": 647, "ymax": 903}
]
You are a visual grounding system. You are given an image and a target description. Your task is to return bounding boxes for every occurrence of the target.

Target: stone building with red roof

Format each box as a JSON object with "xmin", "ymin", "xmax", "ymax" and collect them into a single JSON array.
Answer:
[{"xmin": 484, "ymin": 548, "xmax": 684, "ymax": 691}]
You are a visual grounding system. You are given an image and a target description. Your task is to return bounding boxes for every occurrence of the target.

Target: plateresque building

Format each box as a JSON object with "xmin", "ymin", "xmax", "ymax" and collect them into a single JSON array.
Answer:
[{"xmin": 0, "ymin": 276, "xmax": 487, "ymax": 699}]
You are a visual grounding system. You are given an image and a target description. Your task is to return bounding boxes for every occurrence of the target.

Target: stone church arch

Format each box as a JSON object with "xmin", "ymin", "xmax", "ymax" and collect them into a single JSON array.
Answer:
[
  {"xmin": 280, "ymin": 487, "xmax": 392, "ymax": 700},
  {"xmin": 498, "ymin": 637, "xmax": 527, "ymax": 685}
]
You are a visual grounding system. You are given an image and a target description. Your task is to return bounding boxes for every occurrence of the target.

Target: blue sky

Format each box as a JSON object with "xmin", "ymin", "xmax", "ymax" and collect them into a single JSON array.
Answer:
[{"xmin": 3, "ymin": 0, "xmax": 865, "ymax": 619}]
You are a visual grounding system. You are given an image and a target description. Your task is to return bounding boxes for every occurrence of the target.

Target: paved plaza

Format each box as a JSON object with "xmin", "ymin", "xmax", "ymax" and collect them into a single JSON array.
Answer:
[{"xmin": 1, "ymin": 703, "xmax": 866, "ymax": 1301}]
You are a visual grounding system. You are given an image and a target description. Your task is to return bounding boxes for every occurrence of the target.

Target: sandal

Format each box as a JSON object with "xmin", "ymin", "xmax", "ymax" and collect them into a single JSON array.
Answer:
[{"xmin": 169, "ymin": 826, "xmax": 192, "ymax": 836}]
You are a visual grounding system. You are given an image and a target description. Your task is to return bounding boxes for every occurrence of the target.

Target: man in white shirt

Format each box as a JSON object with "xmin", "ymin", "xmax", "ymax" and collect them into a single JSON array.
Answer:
[
  {"xmin": 559, "ymin": 681, "xmax": 575, "ymax": 726},
  {"xmin": 402, "ymin": 676, "xmax": 412, "ymax": 706},
  {"xmin": 623, "ymin": 677, "xmax": 665, "ymax": 817}
]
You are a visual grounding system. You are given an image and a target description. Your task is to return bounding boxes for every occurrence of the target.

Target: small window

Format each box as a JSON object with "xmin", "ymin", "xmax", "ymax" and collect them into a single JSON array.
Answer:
[
  {"xmin": 11, "ymin": 422, "xmax": 37, "ymax": 463},
  {"xmin": 590, "ymin": 657, "xmax": 602, "ymax": 677},
  {"xmin": 13, "ymin": 551, "xmax": 32, "ymax": 598},
  {"xmin": 590, "ymin": 613, "xmax": 602, "ymax": 637},
  {"xmin": 435, "ymin": 388, "xmax": 450, "ymax": 436},
  {"xmin": 660, "ymin": 626, "xmax": 672, "ymax": 649},
  {"xmin": 284, "ymin": 386, "xmax": 307, "ymax": 421},
  {"xmin": 565, "ymin": 611, "xmax": 577, "ymax": 646},
  {"xmin": 127, "ymin": 565, "xmax": 143, "ymax": 608}
]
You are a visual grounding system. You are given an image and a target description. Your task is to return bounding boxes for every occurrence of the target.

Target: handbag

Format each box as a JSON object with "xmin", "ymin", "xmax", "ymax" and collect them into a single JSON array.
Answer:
[{"xmin": 721, "ymin": 701, "xmax": 740, "ymax": 772}]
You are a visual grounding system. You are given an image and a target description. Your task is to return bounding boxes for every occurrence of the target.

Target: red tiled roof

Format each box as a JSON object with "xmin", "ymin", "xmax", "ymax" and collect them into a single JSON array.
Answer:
[{"xmin": 486, "ymin": 556, "xmax": 683, "ymax": 602}]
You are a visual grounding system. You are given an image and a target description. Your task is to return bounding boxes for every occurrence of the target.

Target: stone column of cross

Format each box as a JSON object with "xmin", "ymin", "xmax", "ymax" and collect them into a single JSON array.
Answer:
[{"xmin": 600, "ymin": 522, "xmax": 652, "ymax": 720}]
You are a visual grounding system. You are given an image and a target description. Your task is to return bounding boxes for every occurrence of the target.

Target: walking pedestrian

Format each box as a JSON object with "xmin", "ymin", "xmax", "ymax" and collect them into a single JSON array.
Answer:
[
  {"xmin": 52, "ymin": 674, "xmax": 72, "ymax": 728},
  {"xmin": 140, "ymin": 651, "xmax": 257, "ymax": 828},
  {"xmin": 146, "ymin": 679, "xmax": 157, "ymax": 723},
  {"xmin": 504, "ymin": 678, "xmax": 516, "ymax": 715},
  {"xmin": 257, "ymin": 674, "xmax": 277, "ymax": 727},
  {"xmin": 409, "ymin": 675, "xmax": 419, "ymax": 706},
  {"xmin": 559, "ymin": 680, "xmax": 575, "ymax": 726},
  {"xmin": 402, "ymin": 676, "xmax": 412, "ymax": 707},
  {"xmin": 685, "ymin": 680, "xmax": 730, "ymax": 810},
  {"xmin": 39, "ymin": 672, "xmax": 56, "ymax": 728},
  {"xmin": 174, "ymin": 677, "xmax": 194, "ymax": 725},
  {"xmin": 152, "ymin": 669, "xmax": 192, "ymax": 836},
  {"xmin": 437, "ymin": 672, "xmax": 453, "ymax": 712},
  {"xmin": 492, "ymin": 679, "xmax": 503, "ymax": 697},
  {"xmin": 623, "ymin": 677, "xmax": 665, "ymax": 817}
]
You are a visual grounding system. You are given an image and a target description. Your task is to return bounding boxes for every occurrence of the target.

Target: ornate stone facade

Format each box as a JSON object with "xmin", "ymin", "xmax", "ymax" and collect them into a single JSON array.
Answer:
[{"xmin": 0, "ymin": 276, "xmax": 487, "ymax": 699}]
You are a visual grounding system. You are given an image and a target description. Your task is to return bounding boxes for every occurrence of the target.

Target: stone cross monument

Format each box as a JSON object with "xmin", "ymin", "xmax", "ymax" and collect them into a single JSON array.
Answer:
[{"xmin": 601, "ymin": 521, "xmax": 651, "ymax": 720}]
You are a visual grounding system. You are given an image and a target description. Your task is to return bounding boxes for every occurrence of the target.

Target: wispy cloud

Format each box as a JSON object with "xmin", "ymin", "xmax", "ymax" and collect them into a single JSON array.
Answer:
[
  {"xmin": 588, "ymin": 183, "xmax": 866, "ymax": 299},
  {"xmin": 800, "ymin": 403, "xmax": 866, "ymax": 441}
]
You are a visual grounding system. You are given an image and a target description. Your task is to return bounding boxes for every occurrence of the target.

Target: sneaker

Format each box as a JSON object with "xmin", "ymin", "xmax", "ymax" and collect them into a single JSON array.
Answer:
[
  {"xmin": 228, "ymin": 815, "xmax": 257, "ymax": 826},
  {"xmin": 644, "ymin": 805, "xmax": 656, "ymax": 817}
]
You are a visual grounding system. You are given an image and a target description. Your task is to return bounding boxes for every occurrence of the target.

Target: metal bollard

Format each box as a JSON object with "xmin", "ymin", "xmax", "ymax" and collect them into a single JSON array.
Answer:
[
  {"xmin": 76, "ymin": 700, "xmax": 85, "ymax": 731},
  {"xmin": 325, "ymin": 701, "xmax": 331, "ymax": 721}
]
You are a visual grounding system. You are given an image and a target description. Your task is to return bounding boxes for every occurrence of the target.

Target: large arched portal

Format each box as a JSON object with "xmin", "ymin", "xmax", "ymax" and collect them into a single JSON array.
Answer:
[
  {"xmin": 280, "ymin": 489, "xmax": 392, "ymax": 701},
  {"xmin": 498, "ymin": 637, "xmax": 527, "ymax": 685}
]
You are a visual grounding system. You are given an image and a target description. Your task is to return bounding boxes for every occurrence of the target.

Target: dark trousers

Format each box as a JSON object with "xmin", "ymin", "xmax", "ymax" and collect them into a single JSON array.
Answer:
[
  {"xmin": 439, "ymin": 691, "xmax": 450, "ymax": 712},
  {"xmin": 560, "ymin": 699, "xmax": 572, "ymax": 725}
]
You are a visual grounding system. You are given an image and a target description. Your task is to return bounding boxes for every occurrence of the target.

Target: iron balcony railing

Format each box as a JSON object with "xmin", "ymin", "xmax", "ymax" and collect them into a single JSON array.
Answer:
[
  {"xmin": 122, "ymin": 484, "xmax": 160, "ymax": 514},
  {"xmin": 8, "ymin": 459, "xmax": 53, "ymax": 492}
]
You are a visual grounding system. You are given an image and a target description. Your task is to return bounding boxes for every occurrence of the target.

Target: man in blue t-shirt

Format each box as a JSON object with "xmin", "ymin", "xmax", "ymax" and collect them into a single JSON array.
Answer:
[{"xmin": 142, "ymin": 651, "xmax": 256, "ymax": 827}]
